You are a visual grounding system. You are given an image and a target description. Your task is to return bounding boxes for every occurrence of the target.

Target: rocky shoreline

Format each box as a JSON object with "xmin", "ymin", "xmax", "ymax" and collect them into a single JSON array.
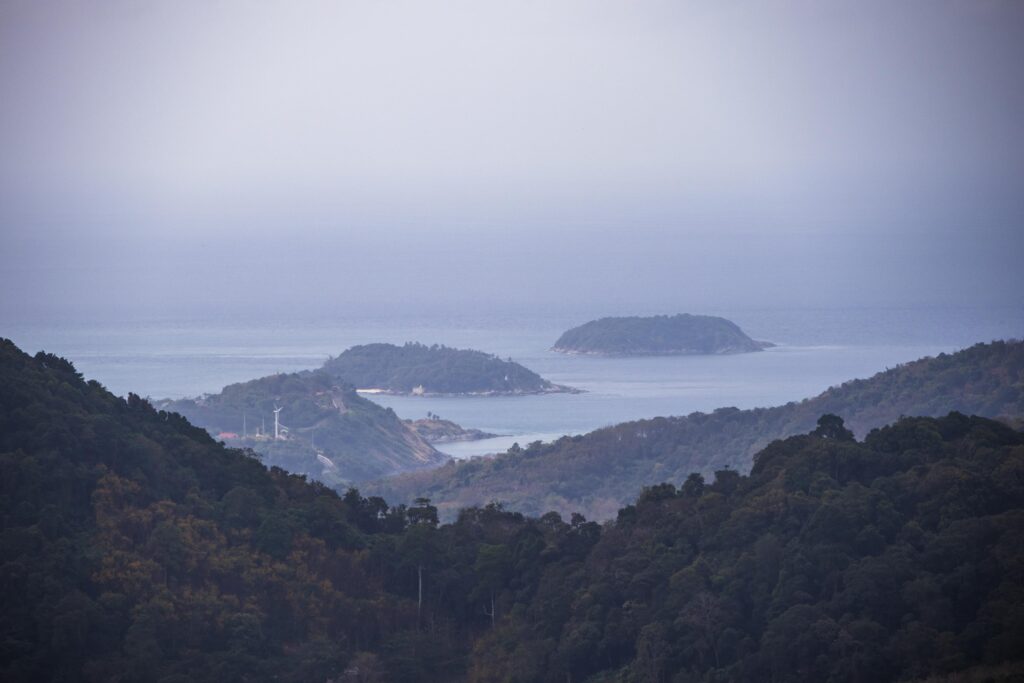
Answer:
[
  {"xmin": 358, "ymin": 383, "xmax": 581, "ymax": 397},
  {"xmin": 551, "ymin": 342, "xmax": 775, "ymax": 356},
  {"xmin": 405, "ymin": 417, "xmax": 498, "ymax": 443}
]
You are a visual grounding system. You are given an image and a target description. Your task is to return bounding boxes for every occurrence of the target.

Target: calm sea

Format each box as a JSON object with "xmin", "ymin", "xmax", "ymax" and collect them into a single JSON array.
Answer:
[{"xmin": 5, "ymin": 307, "xmax": 1021, "ymax": 458}]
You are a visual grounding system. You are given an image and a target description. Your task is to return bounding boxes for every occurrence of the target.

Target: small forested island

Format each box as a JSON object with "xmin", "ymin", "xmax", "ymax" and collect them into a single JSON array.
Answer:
[
  {"xmin": 3, "ymin": 338, "xmax": 1023, "ymax": 682},
  {"xmin": 552, "ymin": 313, "xmax": 772, "ymax": 355},
  {"xmin": 323, "ymin": 341, "xmax": 576, "ymax": 395}
]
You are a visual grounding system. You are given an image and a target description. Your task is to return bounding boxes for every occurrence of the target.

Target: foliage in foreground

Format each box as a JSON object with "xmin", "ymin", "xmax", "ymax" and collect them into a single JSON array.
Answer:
[
  {"xmin": 2, "ymin": 338, "xmax": 1023, "ymax": 682},
  {"xmin": 0, "ymin": 339, "xmax": 590, "ymax": 682},
  {"xmin": 467, "ymin": 412, "xmax": 1024, "ymax": 682}
]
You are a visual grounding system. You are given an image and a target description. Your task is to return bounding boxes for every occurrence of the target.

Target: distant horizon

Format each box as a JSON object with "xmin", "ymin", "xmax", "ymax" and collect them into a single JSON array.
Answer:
[
  {"xmin": 3, "ymin": 1, "xmax": 1023, "ymax": 320},
  {"xmin": 3, "ymin": 299, "xmax": 1023, "ymax": 327}
]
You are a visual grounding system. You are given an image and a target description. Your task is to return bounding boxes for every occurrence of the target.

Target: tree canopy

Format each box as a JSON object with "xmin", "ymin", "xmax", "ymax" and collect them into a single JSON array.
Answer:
[{"xmin": 2, "ymin": 338, "xmax": 1023, "ymax": 682}]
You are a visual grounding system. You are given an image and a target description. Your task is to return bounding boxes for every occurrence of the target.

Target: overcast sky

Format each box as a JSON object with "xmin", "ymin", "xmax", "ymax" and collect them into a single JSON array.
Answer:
[{"xmin": 1, "ymin": 0, "xmax": 1022, "ymax": 319}]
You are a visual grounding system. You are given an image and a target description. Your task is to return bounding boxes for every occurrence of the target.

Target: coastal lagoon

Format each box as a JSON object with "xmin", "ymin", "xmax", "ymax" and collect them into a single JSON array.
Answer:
[{"xmin": 6, "ymin": 306, "xmax": 1022, "ymax": 459}]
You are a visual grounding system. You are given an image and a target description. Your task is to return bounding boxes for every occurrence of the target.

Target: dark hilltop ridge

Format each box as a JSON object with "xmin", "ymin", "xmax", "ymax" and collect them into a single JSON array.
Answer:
[
  {"xmin": 2, "ymin": 336, "xmax": 1023, "ymax": 682},
  {"xmin": 323, "ymin": 341, "xmax": 577, "ymax": 395},
  {"xmin": 371, "ymin": 340, "xmax": 1024, "ymax": 520},
  {"xmin": 552, "ymin": 313, "xmax": 773, "ymax": 355}
]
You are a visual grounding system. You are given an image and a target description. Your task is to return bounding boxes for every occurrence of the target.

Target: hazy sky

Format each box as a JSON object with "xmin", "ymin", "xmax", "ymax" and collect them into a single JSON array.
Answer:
[{"xmin": 2, "ymin": 0, "xmax": 1022, "ymax": 319}]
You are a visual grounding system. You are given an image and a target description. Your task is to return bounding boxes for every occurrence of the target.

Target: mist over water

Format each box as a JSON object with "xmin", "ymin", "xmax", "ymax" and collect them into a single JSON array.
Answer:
[
  {"xmin": 2, "ymin": 1, "xmax": 1023, "ymax": 326},
  {"xmin": 1, "ymin": 1, "xmax": 1022, "ymax": 455}
]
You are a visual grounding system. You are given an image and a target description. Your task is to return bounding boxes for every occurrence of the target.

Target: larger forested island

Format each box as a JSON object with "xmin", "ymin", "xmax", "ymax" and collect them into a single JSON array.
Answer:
[
  {"xmin": 323, "ymin": 342, "xmax": 575, "ymax": 395},
  {"xmin": 552, "ymin": 313, "xmax": 772, "ymax": 355},
  {"xmin": 3, "ymin": 337, "xmax": 1023, "ymax": 682}
]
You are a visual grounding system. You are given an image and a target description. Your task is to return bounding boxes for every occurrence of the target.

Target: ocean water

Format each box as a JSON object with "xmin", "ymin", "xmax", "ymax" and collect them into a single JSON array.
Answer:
[{"xmin": 4, "ymin": 307, "xmax": 1021, "ymax": 458}]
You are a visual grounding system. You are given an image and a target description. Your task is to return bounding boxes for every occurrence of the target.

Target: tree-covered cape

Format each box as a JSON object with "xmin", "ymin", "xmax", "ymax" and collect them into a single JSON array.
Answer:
[
  {"xmin": 158, "ymin": 368, "xmax": 446, "ymax": 486},
  {"xmin": 2, "ymin": 338, "xmax": 1022, "ymax": 682}
]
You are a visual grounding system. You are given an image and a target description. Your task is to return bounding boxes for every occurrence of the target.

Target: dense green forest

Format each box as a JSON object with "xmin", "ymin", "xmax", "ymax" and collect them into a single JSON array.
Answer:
[
  {"xmin": 323, "ymin": 342, "xmax": 573, "ymax": 395},
  {"xmin": 371, "ymin": 341, "xmax": 1024, "ymax": 520},
  {"xmin": 1, "ymin": 338, "xmax": 1023, "ymax": 681},
  {"xmin": 158, "ymin": 369, "xmax": 445, "ymax": 485},
  {"xmin": 467, "ymin": 412, "xmax": 1024, "ymax": 682},
  {"xmin": 552, "ymin": 315, "xmax": 771, "ymax": 355},
  {"xmin": 0, "ymin": 339, "xmax": 551, "ymax": 681}
]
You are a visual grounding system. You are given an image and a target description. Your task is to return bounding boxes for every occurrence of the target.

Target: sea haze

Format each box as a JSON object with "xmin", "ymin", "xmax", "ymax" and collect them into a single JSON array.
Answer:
[{"xmin": 5, "ymin": 306, "xmax": 1021, "ymax": 459}]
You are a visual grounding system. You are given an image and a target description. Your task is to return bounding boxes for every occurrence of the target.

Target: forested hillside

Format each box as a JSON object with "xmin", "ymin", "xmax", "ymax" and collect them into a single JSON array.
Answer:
[
  {"xmin": 0, "ymin": 340, "xmax": 430, "ymax": 680},
  {"xmin": 158, "ymin": 369, "xmax": 445, "ymax": 484},
  {"xmin": 466, "ymin": 413, "xmax": 1024, "ymax": 682},
  {"xmin": 0, "ymin": 338, "xmax": 559, "ymax": 681},
  {"xmin": 1, "ymin": 338, "xmax": 1022, "ymax": 681},
  {"xmin": 323, "ymin": 342, "xmax": 573, "ymax": 395},
  {"xmin": 371, "ymin": 341, "xmax": 1024, "ymax": 519}
]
